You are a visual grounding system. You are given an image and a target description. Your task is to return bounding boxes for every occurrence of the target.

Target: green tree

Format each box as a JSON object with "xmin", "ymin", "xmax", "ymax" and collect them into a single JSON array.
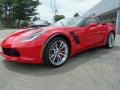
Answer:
[
  {"xmin": 73, "ymin": 13, "xmax": 80, "ymax": 17},
  {"xmin": 0, "ymin": 0, "xmax": 13, "ymax": 16},
  {"xmin": 0, "ymin": 0, "xmax": 14, "ymax": 27},
  {"xmin": 0, "ymin": 5, "xmax": 2, "ymax": 20},
  {"xmin": 33, "ymin": 16, "xmax": 41, "ymax": 21},
  {"xmin": 0, "ymin": 2, "xmax": 3, "ymax": 17},
  {"xmin": 0, "ymin": 0, "xmax": 40, "ymax": 27},
  {"xmin": 12, "ymin": 0, "xmax": 40, "ymax": 27},
  {"xmin": 54, "ymin": 15, "xmax": 65, "ymax": 22}
]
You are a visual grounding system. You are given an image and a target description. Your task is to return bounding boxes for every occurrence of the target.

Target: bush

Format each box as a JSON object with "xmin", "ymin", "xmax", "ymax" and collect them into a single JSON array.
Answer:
[
  {"xmin": 20, "ymin": 21, "xmax": 29, "ymax": 27},
  {"xmin": 54, "ymin": 15, "xmax": 65, "ymax": 22}
]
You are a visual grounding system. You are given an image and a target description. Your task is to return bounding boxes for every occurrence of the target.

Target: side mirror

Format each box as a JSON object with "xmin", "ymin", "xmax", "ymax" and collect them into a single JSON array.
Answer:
[{"xmin": 88, "ymin": 23, "xmax": 97, "ymax": 28}]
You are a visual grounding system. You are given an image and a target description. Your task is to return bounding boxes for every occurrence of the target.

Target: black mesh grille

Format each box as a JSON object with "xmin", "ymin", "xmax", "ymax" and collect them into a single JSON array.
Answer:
[{"xmin": 2, "ymin": 48, "xmax": 20, "ymax": 57}]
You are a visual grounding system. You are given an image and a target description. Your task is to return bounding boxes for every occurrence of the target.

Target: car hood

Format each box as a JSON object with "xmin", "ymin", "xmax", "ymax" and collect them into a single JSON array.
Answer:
[
  {"xmin": 2, "ymin": 26, "xmax": 69, "ymax": 44},
  {"xmin": 2, "ymin": 28, "xmax": 48, "ymax": 44},
  {"xmin": 6, "ymin": 26, "xmax": 67, "ymax": 39},
  {"xmin": 7, "ymin": 28, "xmax": 46, "ymax": 39}
]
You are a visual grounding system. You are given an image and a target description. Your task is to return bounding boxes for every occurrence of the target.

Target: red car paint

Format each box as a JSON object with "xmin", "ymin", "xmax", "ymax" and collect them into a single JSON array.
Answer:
[{"xmin": 1, "ymin": 20, "xmax": 115, "ymax": 64}]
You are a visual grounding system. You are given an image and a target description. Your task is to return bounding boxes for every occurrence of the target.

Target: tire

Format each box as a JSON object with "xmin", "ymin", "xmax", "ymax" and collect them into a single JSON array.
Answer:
[
  {"xmin": 106, "ymin": 32, "xmax": 115, "ymax": 49},
  {"xmin": 43, "ymin": 37, "xmax": 70, "ymax": 67}
]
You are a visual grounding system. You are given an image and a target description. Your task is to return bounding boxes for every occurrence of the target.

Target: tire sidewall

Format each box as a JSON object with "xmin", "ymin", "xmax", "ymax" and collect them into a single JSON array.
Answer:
[
  {"xmin": 107, "ymin": 32, "xmax": 115, "ymax": 49},
  {"xmin": 43, "ymin": 37, "xmax": 70, "ymax": 67}
]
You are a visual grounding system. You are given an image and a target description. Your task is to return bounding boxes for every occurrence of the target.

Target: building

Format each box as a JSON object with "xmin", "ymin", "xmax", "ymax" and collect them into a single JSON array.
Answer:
[{"xmin": 83, "ymin": 0, "xmax": 120, "ymax": 33}]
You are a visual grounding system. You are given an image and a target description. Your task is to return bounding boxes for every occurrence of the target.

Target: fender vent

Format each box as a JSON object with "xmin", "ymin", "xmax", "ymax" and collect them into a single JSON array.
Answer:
[{"xmin": 70, "ymin": 32, "xmax": 80, "ymax": 44}]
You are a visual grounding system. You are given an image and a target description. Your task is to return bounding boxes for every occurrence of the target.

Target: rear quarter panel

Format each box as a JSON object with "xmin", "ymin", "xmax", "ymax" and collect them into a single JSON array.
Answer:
[{"xmin": 101, "ymin": 23, "xmax": 116, "ymax": 45}]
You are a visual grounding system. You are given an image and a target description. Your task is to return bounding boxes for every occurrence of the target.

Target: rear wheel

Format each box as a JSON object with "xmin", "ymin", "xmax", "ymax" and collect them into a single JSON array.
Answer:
[
  {"xmin": 106, "ymin": 32, "xmax": 115, "ymax": 49},
  {"xmin": 43, "ymin": 37, "xmax": 70, "ymax": 67}
]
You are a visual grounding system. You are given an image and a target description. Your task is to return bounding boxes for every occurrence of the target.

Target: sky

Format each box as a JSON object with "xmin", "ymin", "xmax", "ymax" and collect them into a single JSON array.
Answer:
[{"xmin": 36, "ymin": 0, "xmax": 102, "ymax": 23}]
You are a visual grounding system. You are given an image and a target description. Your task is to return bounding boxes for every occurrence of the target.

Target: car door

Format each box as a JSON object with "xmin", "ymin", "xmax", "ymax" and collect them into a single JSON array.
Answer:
[
  {"xmin": 82, "ymin": 18, "xmax": 104, "ymax": 47},
  {"xmin": 73, "ymin": 18, "xmax": 104, "ymax": 50}
]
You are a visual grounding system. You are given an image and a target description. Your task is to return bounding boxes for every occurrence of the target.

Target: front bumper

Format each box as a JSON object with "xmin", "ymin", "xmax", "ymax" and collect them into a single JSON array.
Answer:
[{"xmin": 1, "ymin": 40, "xmax": 43, "ymax": 64}]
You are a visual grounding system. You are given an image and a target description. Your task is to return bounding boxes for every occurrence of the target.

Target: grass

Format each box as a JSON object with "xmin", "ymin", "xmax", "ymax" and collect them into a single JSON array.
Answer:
[{"xmin": 0, "ymin": 28, "xmax": 17, "ymax": 31}]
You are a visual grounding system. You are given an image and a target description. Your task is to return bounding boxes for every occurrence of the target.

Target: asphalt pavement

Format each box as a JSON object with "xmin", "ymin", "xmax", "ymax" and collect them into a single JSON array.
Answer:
[{"xmin": 0, "ymin": 29, "xmax": 120, "ymax": 90}]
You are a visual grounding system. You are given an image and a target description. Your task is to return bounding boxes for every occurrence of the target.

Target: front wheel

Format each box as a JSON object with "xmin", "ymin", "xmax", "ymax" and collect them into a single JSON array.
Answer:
[
  {"xmin": 106, "ymin": 32, "xmax": 115, "ymax": 49},
  {"xmin": 43, "ymin": 37, "xmax": 70, "ymax": 67}
]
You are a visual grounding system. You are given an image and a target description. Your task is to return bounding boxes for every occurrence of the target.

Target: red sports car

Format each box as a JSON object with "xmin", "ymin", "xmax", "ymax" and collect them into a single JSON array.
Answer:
[{"xmin": 1, "ymin": 17, "xmax": 116, "ymax": 67}]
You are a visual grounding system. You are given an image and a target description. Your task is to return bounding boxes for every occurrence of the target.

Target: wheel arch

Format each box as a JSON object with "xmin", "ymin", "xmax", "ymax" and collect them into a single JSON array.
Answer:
[
  {"xmin": 108, "ymin": 30, "xmax": 116, "ymax": 39},
  {"xmin": 42, "ymin": 33, "xmax": 72, "ymax": 63},
  {"xmin": 110, "ymin": 30, "xmax": 116, "ymax": 37}
]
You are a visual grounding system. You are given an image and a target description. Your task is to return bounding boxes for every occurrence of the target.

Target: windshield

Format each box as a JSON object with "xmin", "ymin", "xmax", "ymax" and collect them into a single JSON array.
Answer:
[{"xmin": 52, "ymin": 17, "xmax": 86, "ymax": 27}]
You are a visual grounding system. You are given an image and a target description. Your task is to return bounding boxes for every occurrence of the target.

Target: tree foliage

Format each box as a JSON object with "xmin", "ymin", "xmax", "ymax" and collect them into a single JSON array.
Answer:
[
  {"xmin": 0, "ymin": 4, "xmax": 3, "ymax": 18},
  {"xmin": 33, "ymin": 16, "xmax": 41, "ymax": 21},
  {"xmin": 54, "ymin": 15, "xmax": 65, "ymax": 22},
  {"xmin": 73, "ymin": 12, "xmax": 80, "ymax": 17},
  {"xmin": 0, "ymin": 0, "xmax": 40, "ymax": 27},
  {"xmin": 0, "ymin": 0, "xmax": 13, "ymax": 16},
  {"xmin": 13, "ymin": 0, "xmax": 40, "ymax": 20}
]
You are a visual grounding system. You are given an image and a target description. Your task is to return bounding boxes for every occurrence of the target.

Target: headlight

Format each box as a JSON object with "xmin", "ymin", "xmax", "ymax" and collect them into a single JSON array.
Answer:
[{"xmin": 21, "ymin": 31, "xmax": 46, "ymax": 42}]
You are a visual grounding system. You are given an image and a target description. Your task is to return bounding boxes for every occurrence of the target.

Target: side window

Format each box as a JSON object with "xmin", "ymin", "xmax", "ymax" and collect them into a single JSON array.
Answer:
[{"xmin": 83, "ymin": 18, "xmax": 97, "ymax": 26}]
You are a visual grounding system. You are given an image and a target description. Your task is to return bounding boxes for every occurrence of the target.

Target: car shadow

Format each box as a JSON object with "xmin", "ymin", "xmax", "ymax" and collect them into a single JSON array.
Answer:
[{"xmin": 2, "ymin": 45, "xmax": 120, "ymax": 77}]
